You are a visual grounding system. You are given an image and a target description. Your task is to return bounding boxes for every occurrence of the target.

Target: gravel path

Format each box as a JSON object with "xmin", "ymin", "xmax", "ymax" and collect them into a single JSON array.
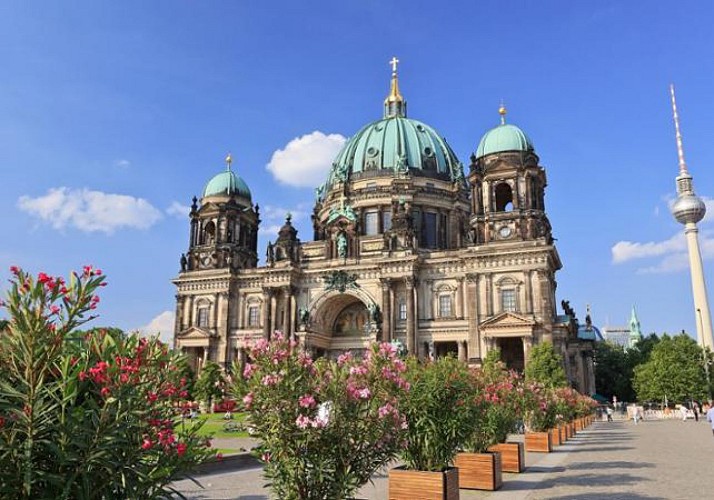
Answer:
[{"xmin": 172, "ymin": 418, "xmax": 714, "ymax": 499}]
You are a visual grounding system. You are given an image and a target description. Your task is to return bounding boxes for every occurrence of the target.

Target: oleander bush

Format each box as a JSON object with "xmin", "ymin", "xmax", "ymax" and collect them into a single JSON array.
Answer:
[{"xmin": 0, "ymin": 266, "xmax": 213, "ymax": 499}]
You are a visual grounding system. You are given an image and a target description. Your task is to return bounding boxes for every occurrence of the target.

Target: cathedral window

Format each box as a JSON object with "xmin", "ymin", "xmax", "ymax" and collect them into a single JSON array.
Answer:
[
  {"xmin": 197, "ymin": 307, "xmax": 209, "ymax": 328},
  {"xmin": 382, "ymin": 211, "xmax": 392, "ymax": 232},
  {"xmin": 438, "ymin": 295, "xmax": 452, "ymax": 318},
  {"xmin": 398, "ymin": 300, "xmax": 407, "ymax": 321},
  {"xmin": 203, "ymin": 221, "xmax": 216, "ymax": 245},
  {"xmin": 501, "ymin": 289, "xmax": 517, "ymax": 312},
  {"xmin": 494, "ymin": 183, "xmax": 513, "ymax": 212},
  {"xmin": 364, "ymin": 211, "xmax": 379, "ymax": 235},
  {"xmin": 248, "ymin": 305, "xmax": 260, "ymax": 327},
  {"xmin": 423, "ymin": 212, "xmax": 437, "ymax": 248}
]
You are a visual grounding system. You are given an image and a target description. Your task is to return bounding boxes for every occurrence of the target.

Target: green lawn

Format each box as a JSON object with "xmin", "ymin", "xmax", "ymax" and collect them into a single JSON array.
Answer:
[{"xmin": 186, "ymin": 413, "xmax": 251, "ymax": 439}]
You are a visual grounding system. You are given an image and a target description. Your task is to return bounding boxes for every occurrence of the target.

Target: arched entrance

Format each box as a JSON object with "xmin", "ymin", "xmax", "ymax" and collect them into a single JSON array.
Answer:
[
  {"xmin": 498, "ymin": 337, "xmax": 525, "ymax": 372},
  {"xmin": 303, "ymin": 289, "xmax": 379, "ymax": 357}
]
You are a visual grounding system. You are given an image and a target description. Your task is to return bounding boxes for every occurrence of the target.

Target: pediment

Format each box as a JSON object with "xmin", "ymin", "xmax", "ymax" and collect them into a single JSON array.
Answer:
[
  {"xmin": 480, "ymin": 312, "xmax": 536, "ymax": 331},
  {"xmin": 177, "ymin": 327, "xmax": 211, "ymax": 339}
]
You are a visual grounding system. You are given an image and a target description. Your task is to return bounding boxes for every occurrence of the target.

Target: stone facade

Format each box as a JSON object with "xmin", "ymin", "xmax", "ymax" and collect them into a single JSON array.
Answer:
[{"xmin": 172, "ymin": 71, "xmax": 596, "ymax": 395}]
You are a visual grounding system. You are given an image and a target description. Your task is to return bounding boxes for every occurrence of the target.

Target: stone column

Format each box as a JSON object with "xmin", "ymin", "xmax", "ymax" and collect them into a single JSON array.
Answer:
[
  {"xmin": 457, "ymin": 340, "xmax": 466, "ymax": 362},
  {"xmin": 524, "ymin": 271, "xmax": 533, "ymax": 314},
  {"xmin": 279, "ymin": 287, "xmax": 289, "ymax": 333},
  {"xmin": 456, "ymin": 277, "xmax": 464, "ymax": 319},
  {"xmin": 270, "ymin": 291, "xmax": 278, "ymax": 338},
  {"xmin": 173, "ymin": 295, "xmax": 183, "ymax": 349},
  {"xmin": 466, "ymin": 273, "xmax": 481, "ymax": 361},
  {"xmin": 381, "ymin": 278, "xmax": 392, "ymax": 342},
  {"xmin": 262, "ymin": 289, "xmax": 271, "ymax": 339},
  {"xmin": 522, "ymin": 336, "xmax": 533, "ymax": 368},
  {"xmin": 289, "ymin": 288, "xmax": 297, "ymax": 340},
  {"xmin": 406, "ymin": 277, "xmax": 415, "ymax": 356},
  {"xmin": 485, "ymin": 273, "xmax": 493, "ymax": 316}
]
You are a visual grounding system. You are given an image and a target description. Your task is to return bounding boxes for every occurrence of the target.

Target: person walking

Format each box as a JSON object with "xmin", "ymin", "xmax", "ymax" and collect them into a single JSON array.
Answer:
[
  {"xmin": 693, "ymin": 401, "xmax": 700, "ymax": 422},
  {"xmin": 606, "ymin": 406, "xmax": 613, "ymax": 422},
  {"xmin": 633, "ymin": 405, "xmax": 640, "ymax": 425},
  {"xmin": 707, "ymin": 401, "xmax": 714, "ymax": 437}
]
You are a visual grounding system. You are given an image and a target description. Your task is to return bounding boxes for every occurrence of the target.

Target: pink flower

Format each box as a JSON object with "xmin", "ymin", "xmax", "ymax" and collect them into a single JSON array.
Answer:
[
  {"xmin": 261, "ymin": 452, "xmax": 272, "ymax": 462},
  {"xmin": 141, "ymin": 438, "xmax": 153, "ymax": 450},
  {"xmin": 357, "ymin": 388, "xmax": 371, "ymax": 399},
  {"xmin": 242, "ymin": 392, "xmax": 254, "ymax": 408},
  {"xmin": 261, "ymin": 374, "xmax": 282, "ymax": 386},
  {"xmin": 9, "ymin": 266, "xmax": 19, "ymax": 275},
  {"xmin": 337, "ymin": 352, "xmax": 353, "ymax": 366},
  {"xmin": 295, "ymin": 415, "xmax": 311, "ymax": 429},
  {"xmin": 298, "ymin": 394, "xmax": 316, "ymax": 408},
  {"xmin": 349, "ymin": 365, "xmax": 368, "ymax": 376},
  {"xmin": 243, "ymin": 363, "xmax": 256, "ymax": 378},
  {"xmin": 49, "ymin": 305, "xmax": 60, "ymax": 315}
]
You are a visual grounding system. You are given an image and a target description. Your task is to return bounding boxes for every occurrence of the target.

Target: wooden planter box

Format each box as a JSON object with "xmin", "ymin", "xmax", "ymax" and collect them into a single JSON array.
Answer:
[
  {"xmin": 488, "ymin": 442, "xmax": 525, "ymax": 473},
  {"xmin": 525, "ymin": 431, "xmax": 552, "ymax": 452},
  {"xmin": 389, "ymin": 466, "xmax": 459, "ymax": 500},
  {"xmin": 549, "ymin": 427, "xmax": 561, "ymax": 446},
  {"xmin": 570, "ymin": 422, "xmax": 577, "ymax": 436},
  {"xmin": 454, "ymin": 451, "xmax": 503, "ymax": 491},
  {"xmin": 558, "ymin": 425, "xmax": 567, "ymax": 443}
]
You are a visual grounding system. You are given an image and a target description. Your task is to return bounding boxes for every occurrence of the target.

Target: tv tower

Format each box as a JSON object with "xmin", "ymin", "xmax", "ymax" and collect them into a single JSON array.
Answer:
[{"xmin": 669, "ymin": 84, "xmax": 714, "ymax": 350}]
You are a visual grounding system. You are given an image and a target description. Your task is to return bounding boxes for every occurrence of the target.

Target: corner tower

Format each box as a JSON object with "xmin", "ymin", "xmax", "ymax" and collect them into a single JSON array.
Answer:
[
  {"xmin": 468, "ymin": 105, "xmax": 552, "ymax": 245},
  {"xmin": 173, "ymin": 154, "xmax": 260, "ymax": 371},
  {"xmin": 669, "ymin": 85, "xmax": 714, "ymax": 350}
]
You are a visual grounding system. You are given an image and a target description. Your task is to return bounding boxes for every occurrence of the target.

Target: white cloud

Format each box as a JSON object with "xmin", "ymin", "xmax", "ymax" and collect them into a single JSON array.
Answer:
[
  {"xmin": 114, "ymin": 159, "xmax": 131, "ymax": 168},
  {"xmin": 166, "ymin": 201, "xmax": 191, "ymax": 219},
  {"xmin": 611, "ymin": 233, "xmax": 687, "ymax": 264},
  {"xmin": 18, "ymin": 187, "xmax": 162, "ymax": 234},
  {"xmin": 137, "ymin": 310, "xmax": 175, "ymax": 345},
  {"xmin": 259, "ymin": 224, "xmax": 283, "ymax": 236},
  {"xmin": 266, "ymin": 131, "xmax": 346, "ymax": 188},
  {"xmin": 611, "ymin": 193, "xmax": 714, "ymax": 273}
]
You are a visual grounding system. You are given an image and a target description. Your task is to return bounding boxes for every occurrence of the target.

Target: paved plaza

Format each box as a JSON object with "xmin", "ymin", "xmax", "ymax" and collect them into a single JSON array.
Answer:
[{"xmin": 173, "ymin": 418, "xmax": 714, "ymax": 499}]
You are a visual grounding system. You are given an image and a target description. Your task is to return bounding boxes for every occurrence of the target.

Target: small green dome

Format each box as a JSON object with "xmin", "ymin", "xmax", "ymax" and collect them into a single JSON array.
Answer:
[
  {"xmin": 324, "ymin": 116, "xmax": 464, "ymax": 189},
  {"xmin": 203, "ymin": 170, "xmax": 252, "ymax": 200},
  {"xmin": 475, "ymin": 123, "xmax": 534, "ymax": 159}
]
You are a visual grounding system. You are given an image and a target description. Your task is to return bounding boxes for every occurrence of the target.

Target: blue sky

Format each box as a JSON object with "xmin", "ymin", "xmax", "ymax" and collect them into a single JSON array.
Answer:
[{"xmin": 2, "ymin": 1, "xmax": 714, "ymax": 341}]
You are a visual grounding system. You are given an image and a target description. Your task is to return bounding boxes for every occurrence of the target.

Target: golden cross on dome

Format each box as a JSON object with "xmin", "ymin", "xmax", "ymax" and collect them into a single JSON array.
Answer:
[
  {"xmin": 225, "ymin": 153, "xmax": 233, "ymax": 170},
  {"xmin": 389, "ymin": 56, "xmax": 399, "ymax": 74}
]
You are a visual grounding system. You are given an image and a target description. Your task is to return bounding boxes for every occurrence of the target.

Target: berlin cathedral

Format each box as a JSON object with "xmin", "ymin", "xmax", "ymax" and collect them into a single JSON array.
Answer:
[{"xmin": 172, "ymin": 60, "xmax": 596, "ymax": 394}]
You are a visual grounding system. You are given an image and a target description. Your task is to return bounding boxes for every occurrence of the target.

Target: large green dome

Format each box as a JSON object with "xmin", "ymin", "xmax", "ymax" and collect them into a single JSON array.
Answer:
[
  {"xmin": 325, "ymin": 116, "xmax": 463, "ymax": 188},
  {"xmin": 203, "ymin": 170, "xmax": 252, "ymax": 200},
  {"xmin": 476, "ymin": 123, "xmax": 534, "ymax": 159}
]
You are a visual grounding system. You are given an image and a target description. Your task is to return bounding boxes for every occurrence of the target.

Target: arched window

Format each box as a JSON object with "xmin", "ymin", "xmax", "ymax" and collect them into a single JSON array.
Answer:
[
  {"xmin": 494, "ymin": 183, "xmax": 513, "ymax": 212},
  {"xmin": 203, "ymin": 221, "xmax": 216, "ymax": 245}
]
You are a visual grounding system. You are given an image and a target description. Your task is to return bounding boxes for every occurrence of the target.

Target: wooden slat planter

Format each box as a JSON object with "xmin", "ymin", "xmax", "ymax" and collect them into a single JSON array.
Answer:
[
  {"xmin": 558, "ymin": 425, "xmax": 567, "ymax": 443},
  {"xmin": 454, "ymin": 452, "xmax": 503, "ymax": 491},
  {"xmin": 389, "ymin": 466, "xmax": 459, "ymax": 500},
  {"xmin": 549, "ymin": 427, "xmax": 561, "ymax": 446},
  {"xmin": 488, "ymin": 442, "xmax": 525, "ymax": 473},
  {"xmin": 525, "ymin": 431, "xmax": 552, "ymax": 452}
]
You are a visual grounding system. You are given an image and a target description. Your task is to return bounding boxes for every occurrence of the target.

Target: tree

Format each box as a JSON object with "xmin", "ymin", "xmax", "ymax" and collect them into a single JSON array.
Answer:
[
  {"xmin": 627, "ymin": 333, "xmax": 660, "ymax": 368},
  {"xmin": 194, "ymin": 361, "xmax": 225, "ymax": 411},
  {"xmin": 525, "ymin": 341, "xmax": 568, "ymax": 388},
  {"xmin": 594, "ymin": 341, "xmax": 635, "ymax": 402},
  {"xmin": 633, "ymin": 333, "xmax": 708, "ymax": 403}
]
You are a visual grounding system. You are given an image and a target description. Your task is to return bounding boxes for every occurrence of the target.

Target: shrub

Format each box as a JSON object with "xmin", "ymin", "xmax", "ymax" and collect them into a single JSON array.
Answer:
[
  {"xmin": 0, "ymin": 266, "xmax": 212, "ymax": 499},
  {"xmin": 398, "ymin": 356, "xmax": 475, "ymax": 471},
  {"xmin": 233, "ymin": 334, "xmax": 408, "ymax": 500}
]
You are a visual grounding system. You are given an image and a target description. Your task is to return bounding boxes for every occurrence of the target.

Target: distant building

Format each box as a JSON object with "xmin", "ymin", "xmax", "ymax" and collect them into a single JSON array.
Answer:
[{"xmin": 602, "ymin": 306, "xmax": 642, "ymax": 350}]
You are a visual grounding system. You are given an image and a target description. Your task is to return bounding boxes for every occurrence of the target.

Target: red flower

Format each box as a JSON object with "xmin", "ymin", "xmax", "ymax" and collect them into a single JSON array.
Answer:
[
  {"xmin": 147, "ymin": 392, "xmax": 158, "ymax": 403},
  {"xmin": 176, "ymin": 442, "xmax": 187, "ymax": 457},
  {"xmin": 100, "ymin": 387, "xmax": 111, "ymax": 398},
  {"xmin": 141, "ymin": 438, "xmax": 153, "ymax": 450},
  {"xmin": 9, "ymin": 266, "xmax": 19, "ymax": 275},
  {"xmin": 216, "ymin": 453, "xmax": 223, "ymax": 461}
]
